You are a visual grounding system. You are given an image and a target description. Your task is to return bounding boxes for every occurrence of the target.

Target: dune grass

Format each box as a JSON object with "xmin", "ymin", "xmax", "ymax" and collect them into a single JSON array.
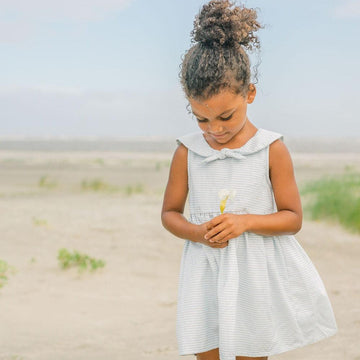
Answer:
[
  {"xmin": 81, "ymin": 178, "xmax": 145, "ymax": 196},
  {"xmin": 0, "ymin": 259, "xmax": 16, "ymax": 288},
  {"xmin": 155, "ymin": 159, "xmax": 171, "ymax": 171},
  {"xmin": 93, "ymin": 158, "xmax": 105, "ymax": 166},
  {"xmin": 81, "ymin": 178, "xmax": 118, "ymax": 192},
  {"xmin": 0, "ymin": 259, "xmax": 9, "ymax": 288},
  {"xmin": 38, "ymin": 175, "xmax": 57, "ymax": 189},
  {"xmin": 32, "ymin": 217, "xmax": 48, "ymax": 226},
  {"xmin": 123, "ymin": 183, "xmax": 144, "ymax": 195},
  {"xmin": 300, "ymin": 171, "xmax": 360, "ymax": 234},
  {"xmin": 57, "ymin": 248, "xmax": 106, "ymax": 273}
]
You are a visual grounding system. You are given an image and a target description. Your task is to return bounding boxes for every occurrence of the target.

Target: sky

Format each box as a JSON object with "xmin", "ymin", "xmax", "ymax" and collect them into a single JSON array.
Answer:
[{"xmin": 0, "ymin": 0, "xmax": 360, "ymax": 138}]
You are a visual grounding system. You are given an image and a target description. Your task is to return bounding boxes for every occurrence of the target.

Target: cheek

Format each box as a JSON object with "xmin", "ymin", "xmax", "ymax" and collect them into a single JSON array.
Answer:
[
  {"xmin": 238, "ymin": 108, "xmax": 247, "ymax": 120},
  {"xmin": 197, "ymin": 123, "xmax": 207, "ymax": 131},
  {"xmin": 225, "ymin": 120, "xmax": 238, "ymax": 130}
]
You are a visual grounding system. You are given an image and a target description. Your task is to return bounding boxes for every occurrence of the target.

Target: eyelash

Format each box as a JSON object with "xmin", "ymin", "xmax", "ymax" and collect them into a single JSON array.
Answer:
[{"xmin": 196, "ymin": 114, "xmax": 233, "ymax": 123}]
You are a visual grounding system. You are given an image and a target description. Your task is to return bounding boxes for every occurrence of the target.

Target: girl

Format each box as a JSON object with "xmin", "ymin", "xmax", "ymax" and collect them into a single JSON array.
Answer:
[{"xmin": 161, "ymin": 1, "xmax": 338, "ymax": 359}]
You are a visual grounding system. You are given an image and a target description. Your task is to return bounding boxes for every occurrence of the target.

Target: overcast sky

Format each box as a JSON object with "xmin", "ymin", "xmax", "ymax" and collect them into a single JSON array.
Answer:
[{"xmin": 0, "ymin": 0, "xmax": 359, "ymax": 138}]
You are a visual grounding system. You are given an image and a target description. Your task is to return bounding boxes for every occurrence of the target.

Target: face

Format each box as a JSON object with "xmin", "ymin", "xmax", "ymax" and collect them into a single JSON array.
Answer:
[{"xmin": 188, "ymin": 86, "xmax": 256, "ymax": 146}]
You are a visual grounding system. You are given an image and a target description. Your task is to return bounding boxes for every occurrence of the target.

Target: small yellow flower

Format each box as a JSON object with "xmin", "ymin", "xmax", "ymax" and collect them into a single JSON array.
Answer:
[{"xmin": 218, "ymin": 189, "xmax": 237, "ymax": 214}]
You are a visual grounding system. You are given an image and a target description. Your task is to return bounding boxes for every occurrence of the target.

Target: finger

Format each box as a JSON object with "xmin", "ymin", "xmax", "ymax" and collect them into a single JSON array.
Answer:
[
  {"xmin": 206, "ymin": 222, "xmax": 213, "ymax": 231},
  {"xmin": 211, "ymin": 240, "xmax": 229, "ymax": 248},
  {"xmin": 207, "ymin": 214, "xmax": 224, "ymax": 229},
  {"xmin": 205, "ymin": 219, "xmax": 227, "ymax": 239},
  {"xmin": 205, "ymin": 223, "xmax": 227, "ymax": 240},
  {"xmin": 203, "ymin": 220, "xmax": 214, "ymax": 231},
  {"xmin": 206, "ymin": 221, "xmax": 214, "ymax": 230},
  {"xmin": 218, "ymin": 232, "xmax": 233, "ymax": 243},
  {"xmin": 207, "ymin": 225, "xmax": 231, "ymax": 242},
  {"xmin": 210, "ymin": 229, "xmax": 232, "ymax": 243}
]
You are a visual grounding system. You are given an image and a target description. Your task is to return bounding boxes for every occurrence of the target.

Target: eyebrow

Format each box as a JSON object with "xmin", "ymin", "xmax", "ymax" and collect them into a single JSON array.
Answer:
[{"xmin": 192, "ymin": 108, "xmax": 235, "ymax": 118}]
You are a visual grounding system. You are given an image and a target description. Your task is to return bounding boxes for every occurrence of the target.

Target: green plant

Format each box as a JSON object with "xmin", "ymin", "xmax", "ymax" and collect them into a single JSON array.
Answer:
[
  {"xmin": 80, "ymin": 179, "xmax": 146, "ymax": 195},
  {"xmin": 93, "ymin": 158, "xmax": 105, "ymax": 166},
  {"xmin": 344, "ymin": 164, "xmax": 356, "ymax": 172},
  {"xmin": 57, "ymin": 248, "xmax": 106, "ymax": 273},
  {"xmin": 0, "ymin": 259, "xmax": 17, "ymax": 288},
  {"xmin": 81, "ymin": 178, "xmax": 119, "ymax": 193},
  {"xmin": 38, "ymin": 175, "xmax": 57, "ymax": 189},
  {"xmin": 32, "ymin": 217, "xmax": 48, "ymax": 226},
  {"xmin": 123, "ymin": 183, "xmax": 144, "ymax": 196},
  {"xmin": 155, "ymin": 160, "xmax": 171, "ymax": 171},
  {"xmin": 300, "ymin": 171, "xmax": 360, "ymax": 234}
]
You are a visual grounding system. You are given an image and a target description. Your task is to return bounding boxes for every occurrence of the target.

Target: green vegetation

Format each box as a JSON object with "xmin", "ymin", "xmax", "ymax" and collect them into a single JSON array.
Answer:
[
  {"xmin": 300, "ymin": 171, "xmax": 360, "ymax": 234},
  {"xmin": 32, "ymin": 217, "xmax": 48, "ymax": 226},
  {"xmin": 124, "ymin": 183, "xmax": 144, "ymax": 195},
  {"xmin": 0, "ymin": 259, "xmax": 16, "ymax": 288},
  {"xmin": 81, "ymin": 178, "xmax": 119, "ymax": 192},
  {"xmin": 93, "ymin": 158, "xmax": 105, "ymax": 166},
  {"xmin": 38, "ymin": 175, "xmax": 57, "ymax": 189},
  {"xmin": 57, "ymin": 248, "xmax": 106, "ymax": 273},
  {"xmin": 155, "ymin": 160, "xmax": 171, "ymax": 171},
  {"xmin": 81, "ymin": 178, "xmax": 145, "ymax": 196}
]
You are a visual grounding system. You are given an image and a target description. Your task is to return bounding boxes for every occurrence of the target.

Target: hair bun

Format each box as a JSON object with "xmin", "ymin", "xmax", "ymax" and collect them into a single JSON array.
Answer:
[{"xmin": 191, "ymin": 0, "xmax": 261, "ymax": 50}]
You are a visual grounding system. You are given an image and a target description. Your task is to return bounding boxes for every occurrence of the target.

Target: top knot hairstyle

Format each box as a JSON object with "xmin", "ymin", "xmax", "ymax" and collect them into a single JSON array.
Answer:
[{"xmin": 180, "ymin": 0, "xmax": 263, "ymax": 101}]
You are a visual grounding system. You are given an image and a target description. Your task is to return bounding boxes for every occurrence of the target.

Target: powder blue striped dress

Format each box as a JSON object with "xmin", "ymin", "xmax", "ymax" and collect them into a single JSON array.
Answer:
[{"xmin": 175, "ymin": 128, "xmax": 338, "ymax": 359}]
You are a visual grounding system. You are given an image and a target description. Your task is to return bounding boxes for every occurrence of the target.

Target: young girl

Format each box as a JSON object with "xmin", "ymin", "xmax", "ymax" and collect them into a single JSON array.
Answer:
[{"xmin": 161, "ymin": 1, "xmax": 338, "ymax": 359}]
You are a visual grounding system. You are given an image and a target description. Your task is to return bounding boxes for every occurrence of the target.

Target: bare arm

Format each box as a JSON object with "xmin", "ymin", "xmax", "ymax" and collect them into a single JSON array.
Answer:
[
  {"xmin": 161, "ymin": 144, "xmax": 207, "ymax": 243},
  {"xmin": 244, "ymin": 139, "xmax": 303, "ymax": 236}
]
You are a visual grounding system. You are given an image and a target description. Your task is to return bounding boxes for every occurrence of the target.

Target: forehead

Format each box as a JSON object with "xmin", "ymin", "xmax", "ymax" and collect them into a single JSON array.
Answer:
[{"xmin": 188, "ymin": 90, "xmax": 245, "ymax": 116}]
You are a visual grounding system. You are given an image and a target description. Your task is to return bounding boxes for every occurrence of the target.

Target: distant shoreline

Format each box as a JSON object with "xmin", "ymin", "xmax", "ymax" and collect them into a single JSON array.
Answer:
[{"xmin": 1, "ymin": 136, "xmax": 360, "ymax": 153}]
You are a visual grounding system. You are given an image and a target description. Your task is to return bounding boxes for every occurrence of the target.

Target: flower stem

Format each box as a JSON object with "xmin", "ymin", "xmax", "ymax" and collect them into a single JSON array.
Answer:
[{"xmin": 220, "ymin": 195, "xmax": 229, "ymax": 214}]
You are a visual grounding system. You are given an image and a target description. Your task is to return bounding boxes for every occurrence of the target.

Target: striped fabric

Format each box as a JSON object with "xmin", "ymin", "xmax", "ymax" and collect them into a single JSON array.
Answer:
[{"xmin": 175, "ymin": 128, "xmax": 338, "ymax": 360}]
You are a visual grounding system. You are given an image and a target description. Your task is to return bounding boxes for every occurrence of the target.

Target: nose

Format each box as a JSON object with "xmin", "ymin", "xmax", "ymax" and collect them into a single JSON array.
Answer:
[{"xmin": 207, "ymin": 121, "xmax": 224, "ymax": 134}]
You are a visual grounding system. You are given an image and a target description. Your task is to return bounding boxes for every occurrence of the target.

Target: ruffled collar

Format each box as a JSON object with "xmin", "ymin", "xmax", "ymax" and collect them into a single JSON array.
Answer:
[{"xmin": 176, "ymin": 128, "xmax": 283, "ymax": 163}]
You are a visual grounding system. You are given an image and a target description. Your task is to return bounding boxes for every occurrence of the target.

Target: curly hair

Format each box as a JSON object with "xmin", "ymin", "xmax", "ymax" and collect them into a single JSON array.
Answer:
[{"xmin": 179, "ymin": 0, "xmax": 263, "ymax": 101}]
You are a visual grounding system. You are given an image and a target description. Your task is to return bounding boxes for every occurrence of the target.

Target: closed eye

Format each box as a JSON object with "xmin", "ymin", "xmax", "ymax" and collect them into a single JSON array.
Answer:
[
  {"xmin": 220, "ymin": 114, "xmax": 233, "ymax": 121},
  {"xmin": 196, "ymin": 114, "xmax": 233, "ymax": 122}
]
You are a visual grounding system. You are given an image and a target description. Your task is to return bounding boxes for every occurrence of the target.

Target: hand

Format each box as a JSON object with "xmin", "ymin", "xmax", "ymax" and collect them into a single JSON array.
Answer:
[
  {"xmin": 203, "ymin": 213, "xmax": 248, "ymax": 244},
  {"xmin": 196, "ymin": 222, "xmax": 229, "ymax": 248}
]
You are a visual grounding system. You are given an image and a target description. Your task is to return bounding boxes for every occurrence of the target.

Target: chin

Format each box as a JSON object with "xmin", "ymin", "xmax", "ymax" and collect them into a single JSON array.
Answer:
[
  {"xmin": 214, "ymin": 134, "xmax": 232, "ymax": 143},
  {"xmin": 215, "ymin": 138, "xmax": 228, "ymax": 144}
]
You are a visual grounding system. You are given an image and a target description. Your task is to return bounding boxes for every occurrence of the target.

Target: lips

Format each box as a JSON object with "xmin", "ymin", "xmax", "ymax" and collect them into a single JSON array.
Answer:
[{"xmin": 212, "ymin": 133, "xmax": 227, "ymax": 138}]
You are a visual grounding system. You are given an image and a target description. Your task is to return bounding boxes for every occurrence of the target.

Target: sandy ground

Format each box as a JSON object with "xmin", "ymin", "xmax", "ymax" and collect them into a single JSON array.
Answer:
[{"xmin": 0, "ymin": 150, "xmax": 360, "ymax": 360}]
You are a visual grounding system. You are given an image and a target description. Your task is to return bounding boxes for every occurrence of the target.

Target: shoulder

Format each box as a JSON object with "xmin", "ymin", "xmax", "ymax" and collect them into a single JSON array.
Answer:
[
  {"xmin": 169, "ymin": 143, "xmax": 188, "ymax": 173},
  {"xmin": 173, "ymin": 142, "xmax": 188, "ymax": 159},
  {"xmin": 268, "ymin": 138, "xmax": 295, "ymax": 176},
  {"xmin": 269, "ymin": 137, "xmax": 288, "ymax": 155}
]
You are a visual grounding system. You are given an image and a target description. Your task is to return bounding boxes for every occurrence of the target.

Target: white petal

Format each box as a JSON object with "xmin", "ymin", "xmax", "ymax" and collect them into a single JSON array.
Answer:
[
  {"xmin": 218, "ymin": 189, "xmax": 229, "ymax": 200},
  {"xmin": 229, "ymin": 189, "xmax": 237, "ymax": 199}
]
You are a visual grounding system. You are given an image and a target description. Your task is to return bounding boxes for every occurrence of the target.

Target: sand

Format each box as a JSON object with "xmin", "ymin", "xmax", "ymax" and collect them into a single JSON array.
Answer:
[{"xmin": 0, "ymin": 149, "xmax": 360, "ymax": 360}]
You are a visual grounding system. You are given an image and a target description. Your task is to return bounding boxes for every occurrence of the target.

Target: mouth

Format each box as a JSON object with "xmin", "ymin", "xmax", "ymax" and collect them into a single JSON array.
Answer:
[{"xmin": 211, "ymin": 133, "xmax": 227, "ymax": 138}]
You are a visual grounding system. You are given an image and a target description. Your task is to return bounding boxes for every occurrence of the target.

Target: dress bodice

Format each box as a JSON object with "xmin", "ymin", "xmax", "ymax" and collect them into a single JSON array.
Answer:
[{"xmin": 176, "ymin": 128, "xmax": 284, "ymax": 221}]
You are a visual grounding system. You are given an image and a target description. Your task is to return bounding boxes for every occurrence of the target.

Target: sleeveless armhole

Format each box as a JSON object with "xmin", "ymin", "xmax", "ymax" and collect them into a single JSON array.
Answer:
[{"xmin": 266, "ymin": 134, "xmax": 285, "ymax": 196}]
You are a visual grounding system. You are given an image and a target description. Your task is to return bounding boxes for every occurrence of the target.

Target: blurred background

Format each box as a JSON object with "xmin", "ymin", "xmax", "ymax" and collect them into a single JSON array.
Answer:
[
  {"xmin": 0, "ymin": 1, "xmax": 360, "ymax": 359},
  {"xmin": 1, "ymin": 0, "xmax": 360, "ymax": 138}
]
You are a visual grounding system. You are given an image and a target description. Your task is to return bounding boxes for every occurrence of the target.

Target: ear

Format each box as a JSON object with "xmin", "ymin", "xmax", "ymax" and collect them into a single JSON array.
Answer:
[{"xmin": 246, "ymin": 84, "xmax": 256, "ymax": 104}]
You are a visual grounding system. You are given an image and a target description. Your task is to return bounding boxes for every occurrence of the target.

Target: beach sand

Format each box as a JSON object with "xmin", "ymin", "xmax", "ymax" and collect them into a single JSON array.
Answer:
[{"xmin": 0, "ymin": 148, "xmax": 359, "ymax": 360}]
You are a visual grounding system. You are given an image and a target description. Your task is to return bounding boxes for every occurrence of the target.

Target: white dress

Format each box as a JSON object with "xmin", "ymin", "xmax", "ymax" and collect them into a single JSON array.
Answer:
[{"xmin": 175, "ymin": 128, "xmax": 338, "ymax": 360}]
